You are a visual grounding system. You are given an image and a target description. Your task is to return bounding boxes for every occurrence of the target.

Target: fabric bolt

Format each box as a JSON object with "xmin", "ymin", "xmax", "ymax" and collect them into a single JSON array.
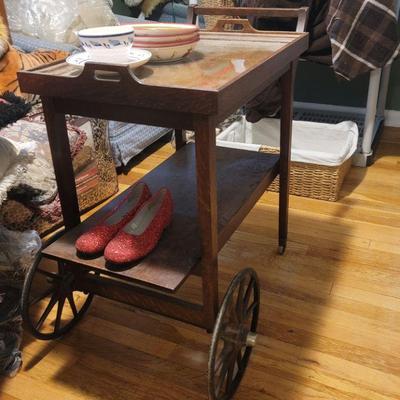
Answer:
[
  {"xmin": 0, "ymin": 199, "xmax": 35, "ymax": 231},
  {"xmin": 0, "ymin": 119, "xmax": 82, "ymax": 206},
  {"xmin": 34, "ymin": 118, "xmax": 118, "ymax": 236},
  {"xmin": 108, "ymin": 121, "xmax": 170, "ymax": 166},
  {"xmin": 8, "ymin": 156, "xmax": 57, "ymax": 205},
  {"xmin": 0, "ymin": 137, "xmax": 19, "ymax": 180},
  {"xmin": 0, "ymin": 138, "xmax": 35, "ymax": 208},
  {"xmin": 0, "ymin": 112, "xmax": 118, "ymax": 236},
  {"xmin": 10, "ymin": 32, "xmax": 79, "ymax": 53}
]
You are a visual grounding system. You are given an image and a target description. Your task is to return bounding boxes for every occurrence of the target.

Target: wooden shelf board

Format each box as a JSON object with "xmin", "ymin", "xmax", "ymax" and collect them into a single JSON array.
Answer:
[{"xmin": 43, "ymin": 144, "xmax": 279, "ymax": 292}]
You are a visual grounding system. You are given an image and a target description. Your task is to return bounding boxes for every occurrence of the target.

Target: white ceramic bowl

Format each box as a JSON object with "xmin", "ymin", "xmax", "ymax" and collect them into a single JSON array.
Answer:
[
  {"xmin": 78, "ymin": 25, "xmax": 134, "ymax": 61},
  {"xmin": 66, "ymin": 48, "xmax": 152, "ymax": 70},
  {"xmin": 140, "ymin": 41, "xmax": 199, "ymax": 62},
  {"xmin": 132, "ymin": 23, "xmax": 198, "ymax": 37}
]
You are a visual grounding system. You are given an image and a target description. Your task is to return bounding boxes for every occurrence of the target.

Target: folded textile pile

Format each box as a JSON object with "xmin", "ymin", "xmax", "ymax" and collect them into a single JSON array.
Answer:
[
  {"xmin": 0, "ymin": 109, "xmax": 118, "ymax": 235},
  {"xmin": 0, "ymin": 92, "xmax": 31, "ymax": 129},
  {"xmin": 0, "ymin": 226, "xmax": 41, "ymax": 377}
]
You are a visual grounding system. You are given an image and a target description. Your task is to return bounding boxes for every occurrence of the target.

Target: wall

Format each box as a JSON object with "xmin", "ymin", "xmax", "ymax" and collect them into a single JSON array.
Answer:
[
  {"xmin": 291, "ymin": 17, "xmax": 400, "ymax": 111},
  {"xmin": 295, "ymin": 59, "xmax": 400, "ymax": 111}
]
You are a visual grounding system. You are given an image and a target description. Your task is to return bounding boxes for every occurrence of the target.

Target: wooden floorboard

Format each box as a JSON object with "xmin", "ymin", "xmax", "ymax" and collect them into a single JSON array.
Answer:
[{"xmin": 1, "ymin": 128, "xmax": 399, "ymax": 399}]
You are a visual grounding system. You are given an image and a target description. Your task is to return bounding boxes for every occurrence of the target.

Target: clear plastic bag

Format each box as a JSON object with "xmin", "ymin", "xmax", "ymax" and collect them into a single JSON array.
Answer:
[
  {"xmin": 0, "ymin": 226, "xmax": 41, "ymax": 377},
  {"xmin": 0, "ymin": 318, "xmax": 23, "ymax": 378},
  {"xmin": 5, "ymin": 0, "xmax": 118, "ymax": 44},
  {"xmin": 0, "ymin": 226, "xmax": 41, "ymax": 282}
]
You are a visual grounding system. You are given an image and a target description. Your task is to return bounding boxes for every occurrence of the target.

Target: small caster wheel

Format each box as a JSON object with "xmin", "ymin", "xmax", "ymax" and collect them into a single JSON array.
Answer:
[
  {"xmin": 21, "ymin": 243, "xmax": 94, "ymax": 340},
  {"xmin": 208, "ymin": 268, "xmax": 260, "ymax": 400},
  {"xmin": 278, "ymin": 245, "xmax": 286, "ymax": 255}
]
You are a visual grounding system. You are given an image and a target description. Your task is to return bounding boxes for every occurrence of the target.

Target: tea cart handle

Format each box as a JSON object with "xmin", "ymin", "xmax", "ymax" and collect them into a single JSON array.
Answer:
[
  {"xmin": 79, "ymin": 62, "xmax": 142, "ymax": 85},
  {"xmin": 209, "ymin": 18, "xmax": 261, "ymax": 33},
  {"xmin": 188, "ymin": 6, "xmax": 309, "ymax": 33}
]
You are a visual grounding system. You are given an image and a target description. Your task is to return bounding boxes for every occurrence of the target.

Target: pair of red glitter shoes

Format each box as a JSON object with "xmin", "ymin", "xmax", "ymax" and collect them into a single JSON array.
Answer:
[{"xmin": 75, "ymin": 182, "xmax": 173, "ymax": 265}]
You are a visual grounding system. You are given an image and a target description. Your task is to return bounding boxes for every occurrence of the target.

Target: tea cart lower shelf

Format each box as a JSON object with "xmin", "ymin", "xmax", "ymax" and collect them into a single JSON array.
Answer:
[{"xmin": 42, "ymin": 144, "xmax": 280, "ymax": 292}]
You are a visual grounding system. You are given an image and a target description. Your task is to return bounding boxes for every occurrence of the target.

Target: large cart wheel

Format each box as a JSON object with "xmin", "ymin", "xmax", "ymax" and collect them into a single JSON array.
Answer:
[
  {"xmin": 21, "ymin": 238, "xmax": 94, "ymax": 340},
  {"xmin": 209, "ymin": 268, "xmax": 260, "ymax": 400}
]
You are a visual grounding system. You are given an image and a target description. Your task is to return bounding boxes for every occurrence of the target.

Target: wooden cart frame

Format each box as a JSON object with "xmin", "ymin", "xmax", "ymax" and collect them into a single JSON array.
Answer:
[{"xmin": 18, "ymin": 8, "xmax": 308, "ymax": 399}]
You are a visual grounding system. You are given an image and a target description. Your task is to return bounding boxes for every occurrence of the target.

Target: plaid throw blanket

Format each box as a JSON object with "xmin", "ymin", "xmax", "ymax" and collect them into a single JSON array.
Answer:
[
  {"xmin": 327, "ymin": 0, "xmax": 399, "ymax": 79},
  {"xmin": 241, "ymin": 0, "xmax": 399, "ymax": 121},
  {"xmin": 242, "ymin": 0, "xmax": 399, "ymax": 80}
]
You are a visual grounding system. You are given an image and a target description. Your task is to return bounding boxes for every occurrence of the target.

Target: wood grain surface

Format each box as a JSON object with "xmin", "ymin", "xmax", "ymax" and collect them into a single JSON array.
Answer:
[{"xmin": 1, "ymin": 127, "xmax": 399, "ymax": 399}]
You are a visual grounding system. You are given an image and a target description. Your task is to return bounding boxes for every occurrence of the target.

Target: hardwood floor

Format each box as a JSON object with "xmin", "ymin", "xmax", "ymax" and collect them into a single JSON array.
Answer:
[{"xmin": 2, "ymin": 128, "xmax": 400, "ymax": 400}]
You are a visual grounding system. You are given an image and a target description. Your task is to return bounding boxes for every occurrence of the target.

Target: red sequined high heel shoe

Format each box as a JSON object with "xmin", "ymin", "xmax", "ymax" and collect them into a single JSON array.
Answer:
[
  {"xmin": 75, "ymin": 182, "xmax": 151, "ymax": 257},
  {"xmin": 104, "ymin": 188, "xmax": 173, "ymax": 265}
]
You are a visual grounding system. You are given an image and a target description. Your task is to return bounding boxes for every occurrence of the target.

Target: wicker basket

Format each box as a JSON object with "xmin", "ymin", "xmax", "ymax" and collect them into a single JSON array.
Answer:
[
  {"xmin": 198, "ymin": 0, "xmax": 235, "ymax": 29},
  {"xmin": 259, "ymin": 145, "xmax": 352, "ymax": 202}
]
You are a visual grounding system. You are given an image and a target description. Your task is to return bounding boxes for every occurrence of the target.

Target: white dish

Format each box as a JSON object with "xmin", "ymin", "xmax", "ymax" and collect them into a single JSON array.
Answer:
[
  {"xmin": 78, "ymin": 25, "xmax": 134, "ymax": 61},
  {"xmin": 66, "ymin": 49, "xmax": 151, "ymax": 70},
  {"xmin": 132, "ymin": 23, "xmax": 198, "ymax": 37},
  {"xmin": 143, "ymin": 41, "xmax": 199, "ymax": 62}
]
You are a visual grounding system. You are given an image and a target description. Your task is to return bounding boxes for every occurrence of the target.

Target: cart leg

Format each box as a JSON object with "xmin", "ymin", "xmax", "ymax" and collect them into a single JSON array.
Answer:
[
  {"xmin": 279, "ymin": 64, "xmax": 294, "ymax": 255},
  {"xmin": 42, "ymin": 97, "xmax": 81, "ymax": 229},
  {"xmin": 194, "ymin": 117, "xmax": 219, "ymax": 331},
  {"xmin": 174, "ymin": 128, "xmax": 186, "ymax": 150}
]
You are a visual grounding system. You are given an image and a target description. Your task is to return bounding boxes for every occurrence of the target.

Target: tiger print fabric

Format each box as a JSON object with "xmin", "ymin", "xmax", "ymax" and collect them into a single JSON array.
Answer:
[
  {"xmin": 0, "ymin": 47, "xmax": 68, "ymax": 101},
  {"xmin": 0, "ymin": 17, "xmax": 68, "ymax": 101},
  {"xmin": 0, "ymin": 17, "xmax": 9, "ymax": 59}
]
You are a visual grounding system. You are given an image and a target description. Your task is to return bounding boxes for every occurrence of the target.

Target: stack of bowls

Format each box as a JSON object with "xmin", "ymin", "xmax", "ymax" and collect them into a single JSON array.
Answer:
[{"xmin": 132, "ymin": 23, "xmax": 200, "ymax": 62}]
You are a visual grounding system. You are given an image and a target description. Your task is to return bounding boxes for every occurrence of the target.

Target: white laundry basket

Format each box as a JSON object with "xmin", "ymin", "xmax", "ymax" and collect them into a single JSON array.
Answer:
[{"xmin": 217, "ymin": 118, "xmax": 358, "ymax": 201}]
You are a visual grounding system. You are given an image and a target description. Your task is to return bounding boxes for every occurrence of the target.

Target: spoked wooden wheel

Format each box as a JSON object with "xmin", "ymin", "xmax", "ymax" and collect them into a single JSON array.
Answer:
[
  {"xmin": 21, "ymin": 249, "xmax": 94, "ymax": 340},
  {"xmin": 209, "ymin": 268, "xmax": 260, "ymax": 400}
]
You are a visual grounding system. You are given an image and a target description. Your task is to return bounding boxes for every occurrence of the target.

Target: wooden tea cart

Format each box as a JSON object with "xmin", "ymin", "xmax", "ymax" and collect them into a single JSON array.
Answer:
[{"xmin": 18, "ymin": 8, "xmax": 308, "ymax": 400}]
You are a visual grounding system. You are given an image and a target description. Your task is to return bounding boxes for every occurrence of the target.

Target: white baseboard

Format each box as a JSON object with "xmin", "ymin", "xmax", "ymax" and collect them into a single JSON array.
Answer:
[
  {"xmin": 294, "ymin": 101, "xmax": 400, "ymax": 128},
  {"xmin": 385, "ymin": 110, "xmax": 400, "ymax": 127}
]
